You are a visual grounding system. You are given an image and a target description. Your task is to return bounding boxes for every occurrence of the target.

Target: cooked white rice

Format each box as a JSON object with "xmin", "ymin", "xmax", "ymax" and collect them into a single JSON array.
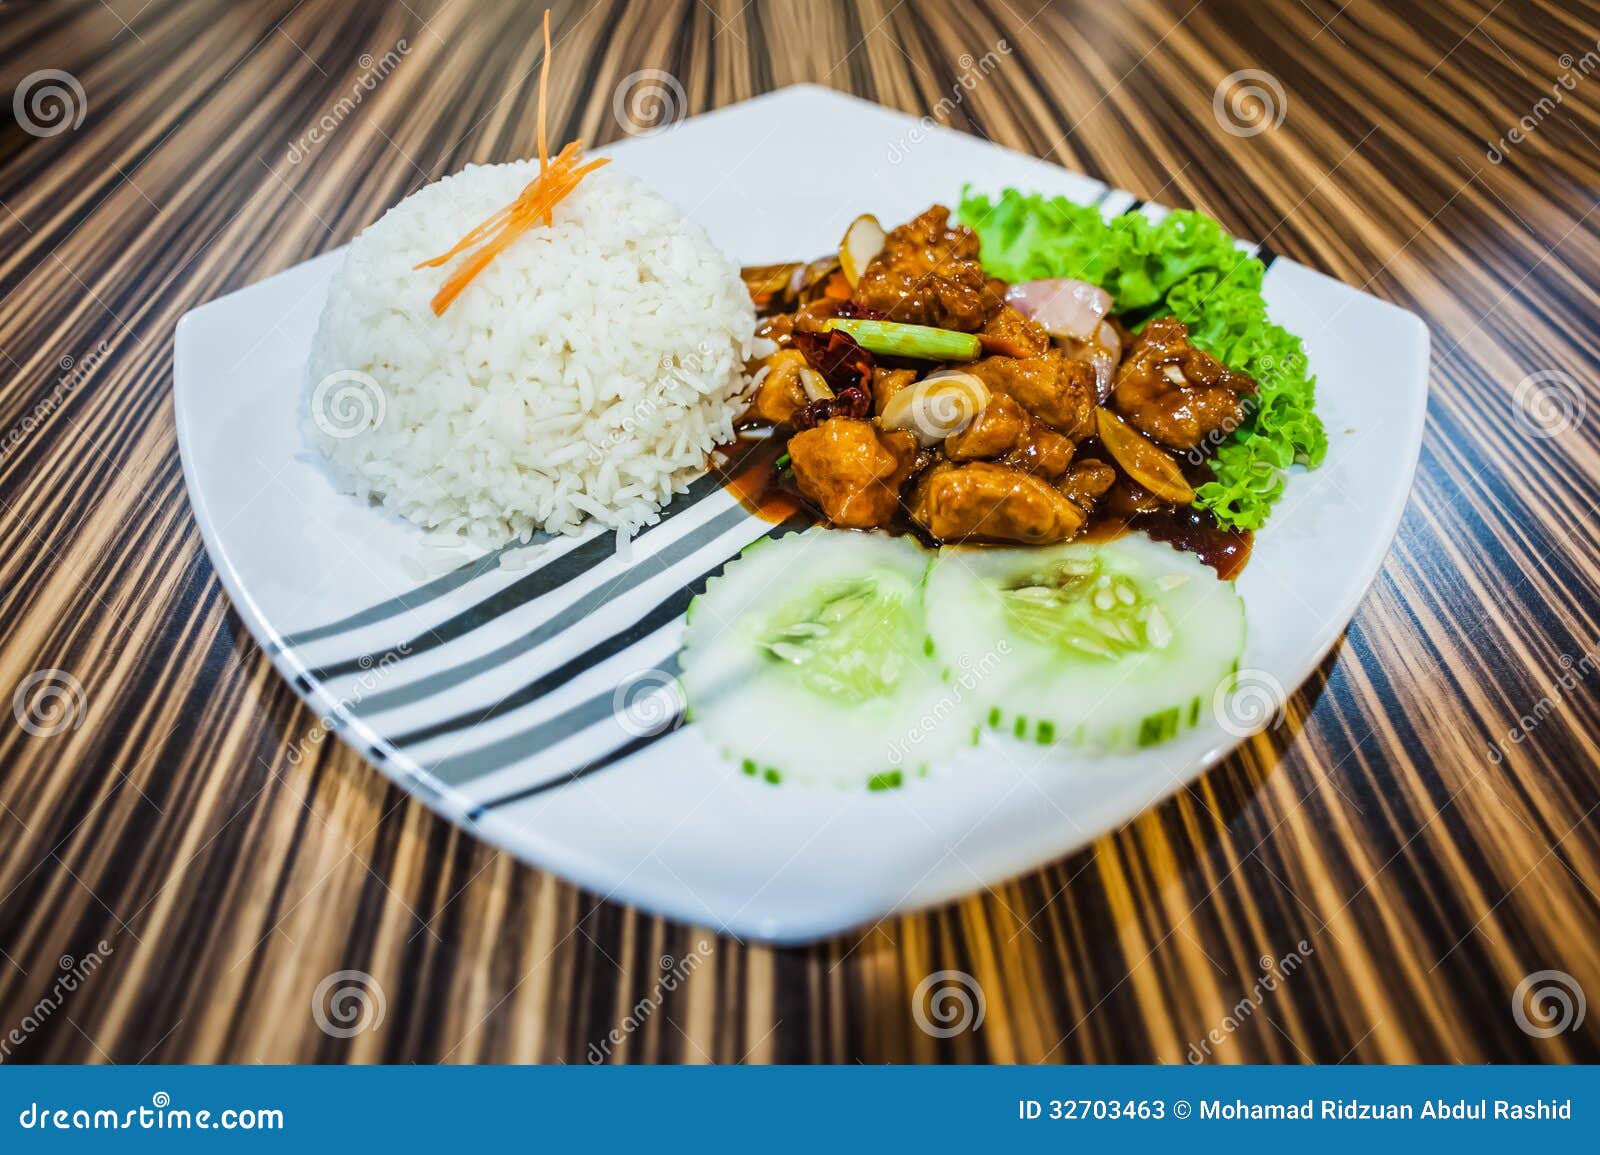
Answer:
[{"xmin": 303, "ymin": 161, "xmax": 754, "ymax": 547}]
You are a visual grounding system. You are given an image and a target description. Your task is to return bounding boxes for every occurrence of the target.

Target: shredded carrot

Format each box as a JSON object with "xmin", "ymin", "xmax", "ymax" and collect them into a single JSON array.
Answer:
[
  {"xmin": 537, "ymin": 8, "xmax": 551, "ymax": 190},
  {"xmin": 415, "ymin": 8, "xmax": 608, "ymax": 316},
  {"xmin": 414, "ymin": 142, "xmax": 581, "ymax": 273}
]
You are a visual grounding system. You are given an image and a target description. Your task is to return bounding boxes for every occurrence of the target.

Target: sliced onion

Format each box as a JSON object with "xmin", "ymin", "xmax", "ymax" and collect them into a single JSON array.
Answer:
[
  {"xmin": 1089, "ymin": 352, "xmax": 1116, "ymax": 404},
  {"xmin": 838, "ymin": 214, "xmax": 887, "ymax": 288},
  {"xmin": 1062, "ymin": 320, "xmax": 1122, "ymax": 404},
  {"xmin": 799, "ymin": 367, "xmax": 834, "ymax": 402},
  {"xmin": 1004, "ymin": 278, "xmax": 1112, "ymax": 341},
  {"xmin": 1095, "ymin": 319, "xmax": 1122, "ymax": 364}
]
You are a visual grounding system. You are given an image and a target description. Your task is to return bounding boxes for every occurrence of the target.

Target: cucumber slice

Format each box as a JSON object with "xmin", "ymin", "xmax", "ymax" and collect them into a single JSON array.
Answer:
[
  {"xmin": 680, "ymin": 528, "xmax": 967, "ymax": 786},
  {"xmin": 925, "ymin": 535, "xmax": 1245, "ymax": 751}
]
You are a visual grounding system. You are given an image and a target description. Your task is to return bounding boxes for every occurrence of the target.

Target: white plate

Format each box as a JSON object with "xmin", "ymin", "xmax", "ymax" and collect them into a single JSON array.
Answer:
[{"xmin": 174, "ymin": 85, "xmax": 1428, "ymax": 943}]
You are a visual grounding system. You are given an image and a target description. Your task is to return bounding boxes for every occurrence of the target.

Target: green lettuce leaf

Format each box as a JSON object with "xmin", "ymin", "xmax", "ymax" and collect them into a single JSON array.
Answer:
[
  {"xmin": 960, "ymin": 187, "xmax": 1247, "ymax": 311},
  {"xmin": 956, "ymin": 187, "xmax": 1326, "ymax": 531}
]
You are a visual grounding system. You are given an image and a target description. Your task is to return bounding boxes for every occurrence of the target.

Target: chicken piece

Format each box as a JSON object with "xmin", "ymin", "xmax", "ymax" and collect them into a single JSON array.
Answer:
[
  {"xmin": 870, "ymin": 367, "xmax": 918, "ymax": 417},
  {"xmin": 967, "ymin": 348, "xmax": 1097, "ymax": 438},
  {"xmin": 908, "ymin": 461, "xmax": 1086, "ymax": 545},
  {"xmin": 1112, "ymin": 316, "xmax": 1257, "ymax": 450},
  {"xmin": 788, "ymin": 417, "xmax": 919, "ymax": 529},
  {"xmin": 851, "ymin": 206, "xmax": 993, "ymax": 331},
  {"xmin": 944, "ymin": 393, "xmax": 1076, "ymax": 480},
  {"xmin": 747, "ymin": 348, "xmax": 810, "ymax": 425},
  {"xmin": 980, "ymin": 305, "xmax": 1051, "ymax": 359},
  {"xmin": 1058, "ymin": 460, "xmax": 1117, "ymax": 514},
  {"xmin": 945, "ymin": 392, "xmax": 1029, "ymax": 460},
  {"xmin": 1006, "ymin": 424, "xmax": 1076, "ymax": 479}
]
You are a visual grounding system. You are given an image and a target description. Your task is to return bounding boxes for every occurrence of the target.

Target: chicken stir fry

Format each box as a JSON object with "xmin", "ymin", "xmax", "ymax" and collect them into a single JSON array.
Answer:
[{"xmin": 739, "ymin": 205, "xmax": 1259, "ymax": 550}]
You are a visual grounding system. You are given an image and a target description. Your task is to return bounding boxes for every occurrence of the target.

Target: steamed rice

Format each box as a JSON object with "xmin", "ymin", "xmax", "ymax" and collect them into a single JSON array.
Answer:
[{"xmin": 303, "ymin": 161, "xmax": 754, "ymax": 548}]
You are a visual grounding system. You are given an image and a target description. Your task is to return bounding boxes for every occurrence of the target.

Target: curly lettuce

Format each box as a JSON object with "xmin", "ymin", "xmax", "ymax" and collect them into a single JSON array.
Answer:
[{"xmin": 957, "ymin": 187, "xmax": 1325, "ymax": 531}]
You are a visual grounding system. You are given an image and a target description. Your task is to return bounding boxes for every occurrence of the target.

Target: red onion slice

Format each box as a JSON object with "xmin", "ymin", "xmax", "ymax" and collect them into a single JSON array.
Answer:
[
  {"xmin": 1091, "ymin": 320, "xmax": 1121, "ymax": 403},
  {"xmin": 1003, "ymin": 278, "xmax": 1112, "ymax": 341},
  {"xmin": 1090, "ymin": 352, "xmax": 1116, "ymax": 404}
]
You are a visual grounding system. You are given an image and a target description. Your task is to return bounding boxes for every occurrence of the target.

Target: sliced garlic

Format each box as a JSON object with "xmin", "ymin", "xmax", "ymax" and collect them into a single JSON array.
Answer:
[
  {"xmin": 879, "ymin": 370, "xmax": 991, "ymax": 445},
  {"xmin": 838, "ymin": 214, "xmax": 887, "ymax": 287}
]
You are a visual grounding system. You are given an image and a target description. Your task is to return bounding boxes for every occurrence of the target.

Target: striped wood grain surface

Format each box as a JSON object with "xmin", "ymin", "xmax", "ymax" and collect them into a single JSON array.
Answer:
[{"xmin": 1, "ymin": 0, "xmax": 1598, "ymax": 1062}]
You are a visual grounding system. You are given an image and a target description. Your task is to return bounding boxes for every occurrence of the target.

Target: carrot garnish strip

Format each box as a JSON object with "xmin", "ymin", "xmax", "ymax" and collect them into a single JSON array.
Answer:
[
  {"xmin": 415, "ymin": 9, "xmax": 606, "ymax": 316},
  {"xmin": 538, "ymin": 8, "xmax": 551, "ymax": 186},
  {"xmin": 425, "ymin": 154, "xmax": 609, "ymax": 316},
  {"xmin": 413, "ymin": 207, "xmax": 515, "ymax": 271},
  {"xmin": 414, "ymin": 142, "xmax": 582, "ymax": 272}
]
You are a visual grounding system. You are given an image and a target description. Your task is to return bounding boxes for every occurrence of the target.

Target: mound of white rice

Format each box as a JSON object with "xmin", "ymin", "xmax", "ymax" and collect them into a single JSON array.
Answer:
[{"xmin": 303, "ymin": 161, "xmax": 754, "ymax": 547}]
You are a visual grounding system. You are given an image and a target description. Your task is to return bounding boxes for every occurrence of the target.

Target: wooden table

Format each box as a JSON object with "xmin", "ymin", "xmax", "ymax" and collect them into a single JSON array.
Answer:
[{"xmin": 2, "ymin": 0, "xmax": 1597, "ymax": 1064}]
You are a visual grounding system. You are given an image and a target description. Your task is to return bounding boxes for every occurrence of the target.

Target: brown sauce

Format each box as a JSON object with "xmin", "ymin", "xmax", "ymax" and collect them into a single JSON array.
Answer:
[
  {"xmin": 1085, "ymin": 507, "xmax": 1253, "ymax": 580},
  {"xmin": 717, "ymin": 430, "xmax": 1252, "ymax": 578},
  {"xmin": 713, "ymin": 432, "xmax": 807, "ymax": 525}
]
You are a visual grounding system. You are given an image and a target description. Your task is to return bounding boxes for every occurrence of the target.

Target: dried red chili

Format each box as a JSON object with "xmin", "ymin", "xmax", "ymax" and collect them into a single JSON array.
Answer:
[
  {"xmin": 792, "ymin": 385, "xmax": 872, "ymax": 431},
  {"xmin": 792, "ymin": 327, "xmax": 873, "ymax": 395}
]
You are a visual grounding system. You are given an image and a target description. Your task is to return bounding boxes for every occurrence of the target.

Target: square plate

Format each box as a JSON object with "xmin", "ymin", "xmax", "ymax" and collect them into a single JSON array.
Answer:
[{"xmin": 174, "ymin": 85, "xmax": 1428, "ymax": 943}]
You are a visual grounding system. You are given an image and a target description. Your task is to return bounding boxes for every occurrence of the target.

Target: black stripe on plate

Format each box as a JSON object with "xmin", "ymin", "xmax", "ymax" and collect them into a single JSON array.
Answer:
[
  {"xmin": 1256, "ymin": 242, "xmax": 1279, "ymax": 270},
  {"xmin": 469, "ymin": 727, "xmax": 678, "ymax": 818},
  {"xmin": 428, "ymin": 652, "xmax": 682, "ymax": 786},
  {"xmin": 269, "ymin": 545, "xmax": 532, "ymax": 655},
  {"xmin": 341, "ymin": 500, "xmax": 756, "ymax": 715},
  {"xmin": 276, "ymin": 468, "xmax": 728, "ymax": 653},
  {"xmin": 394, "ymin": 517, "xmax": 808, "ymax": 749},
  {"xmin": 1122, "ymin": 199, "xmax": 1145, "ymax": 215},
  {"xmin": 310, "ymin": 483, "xmax": 745, "ymax": 683}
]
